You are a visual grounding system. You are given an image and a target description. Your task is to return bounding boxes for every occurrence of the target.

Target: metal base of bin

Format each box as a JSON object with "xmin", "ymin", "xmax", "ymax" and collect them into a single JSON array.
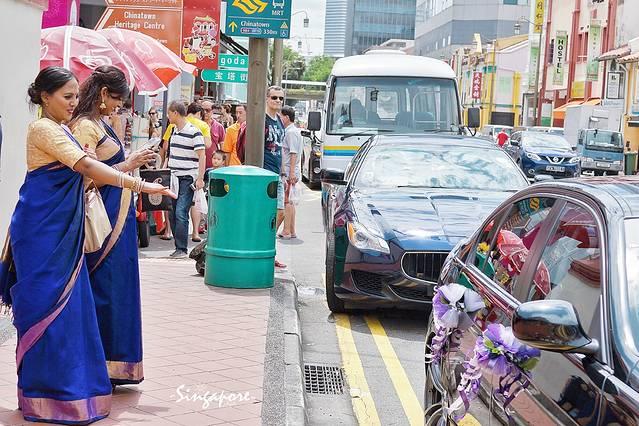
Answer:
[{"xmin": 204, "ymin": 253, "xmax": 275, "ymax": 289}]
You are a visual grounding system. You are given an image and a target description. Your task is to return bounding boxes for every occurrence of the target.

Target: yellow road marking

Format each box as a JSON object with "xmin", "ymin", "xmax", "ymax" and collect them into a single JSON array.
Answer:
[
  {"xmin": 334, "ymin": 314, "xmax": 381, "ymax": 426},
  {"xmin": 458, "ymin": 414, "xmax": 481, "ymax": 426},
  {"xmin": 365, "ymin": 316, "xmax": 423, "ymax": 426}
]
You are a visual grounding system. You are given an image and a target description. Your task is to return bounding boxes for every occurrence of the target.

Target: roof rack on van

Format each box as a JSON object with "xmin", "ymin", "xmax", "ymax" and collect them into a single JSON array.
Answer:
[{"xmin": 364, "ymin": 49, "xmax": 406, "ymax": 55}]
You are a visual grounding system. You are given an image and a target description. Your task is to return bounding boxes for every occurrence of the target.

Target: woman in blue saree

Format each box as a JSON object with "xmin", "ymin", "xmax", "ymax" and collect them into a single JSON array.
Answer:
[
  {"xmin": 71, "ymin": 66, "xmax": 155, "ymax": 386},
  {"xmin": 0, "ymin": 67, "xmax": 174, "ymax": 425}
]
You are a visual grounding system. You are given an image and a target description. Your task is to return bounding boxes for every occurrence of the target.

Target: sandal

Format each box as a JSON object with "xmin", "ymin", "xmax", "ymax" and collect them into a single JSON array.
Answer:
[
  {"xmin": 277, "ymin": 234, "xmax": 292, "ymax": 240},
  {"xmin": 159, "ymin": 235, "xmax": 173, "ymax": 241},
  {"xmin": 192, "ymin": 236, "xmax": 202, "ymax": 242},
  {"xmin": 275, "ymin": 260, "xmax": 287, "ymax": 268}
]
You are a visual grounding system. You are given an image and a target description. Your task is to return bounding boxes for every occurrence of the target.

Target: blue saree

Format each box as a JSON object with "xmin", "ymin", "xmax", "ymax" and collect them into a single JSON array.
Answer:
[
  {"xmin": 84, "ymin": 120, "xmax": 143, "ymax": 385},
  {"xmin": 0, "ymin": 127, "xmax": 111, "ymax": 424}
]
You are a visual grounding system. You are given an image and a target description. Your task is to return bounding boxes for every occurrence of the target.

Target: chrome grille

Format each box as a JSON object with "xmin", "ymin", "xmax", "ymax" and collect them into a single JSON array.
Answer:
[
  {"xmin": 401, "ymin": 252, "xmax": 449, "ymax": 283},
  {"xmin": 544, "ymin": 156, "xmax": 565, "ymax": 164}
]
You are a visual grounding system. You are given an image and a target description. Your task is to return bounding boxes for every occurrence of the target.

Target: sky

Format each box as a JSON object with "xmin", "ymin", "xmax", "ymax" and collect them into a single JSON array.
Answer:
[{"xmin": 285, "ymin": 0, "xmax": 326, "ymax": 57}]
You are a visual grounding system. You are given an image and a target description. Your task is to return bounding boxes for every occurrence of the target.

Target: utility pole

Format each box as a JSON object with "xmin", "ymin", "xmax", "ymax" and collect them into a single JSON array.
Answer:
[
  {"xmin": 272, "ymin": 39, "xmax": 284, "ymax": 86},
  {"xmin": 245, "ymin": 38, "xmax": 269, "ymax": 168}
]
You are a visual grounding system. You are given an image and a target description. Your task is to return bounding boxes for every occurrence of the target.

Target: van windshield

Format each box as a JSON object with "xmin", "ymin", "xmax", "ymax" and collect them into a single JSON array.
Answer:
[
  {"xmin": 585, "ymin": 130, "xmax": 623, "ymax": 152},
  {"xmin": 328, "ymin": 76, "xmax": 460, "ymax": 135}
]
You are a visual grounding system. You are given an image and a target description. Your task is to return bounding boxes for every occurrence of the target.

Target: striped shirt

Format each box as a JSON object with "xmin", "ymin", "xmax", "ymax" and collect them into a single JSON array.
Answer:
[{"xmin": 168, "ymin": 122, "xmax": 205, "ymax": 178}]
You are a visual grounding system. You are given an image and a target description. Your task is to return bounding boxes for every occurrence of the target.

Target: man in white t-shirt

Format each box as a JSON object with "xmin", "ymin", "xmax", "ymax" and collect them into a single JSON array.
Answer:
[{"xmin": 279, "ymin": 105, "xmax": 303, "ymax": 239}]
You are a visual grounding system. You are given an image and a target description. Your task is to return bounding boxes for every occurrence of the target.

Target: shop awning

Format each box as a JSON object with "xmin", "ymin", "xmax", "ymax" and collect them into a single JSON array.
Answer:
[
  {"xmin": 583, "ymin": 98, "xmax": 601, "ymax": 106},
  {"xmin": 598, "ymin": 46, "xmax": 631, "ymax": 61},
  {"xmin": 553, "ymin": 100, "xmax": 583, "ymax": 119},
  {"xmin": 619, "ymin": 52, "xmax": 639, "ymax": 64}
]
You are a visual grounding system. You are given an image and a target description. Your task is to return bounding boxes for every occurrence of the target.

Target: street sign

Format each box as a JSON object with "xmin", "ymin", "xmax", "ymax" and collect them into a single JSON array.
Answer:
[
  {"xmin": 472, "ymin": 72, "xmax": 482, "ymax": 100},
  {"xmin": 104, "ymin": 0, "xmax": 183, "ymax": 7},
  {"xmin": 553, "ymin": 31, "xmax": 567, "ymax": 85},
  {"xmin": 201, "ymin": 69, "xmax": 248, "ymax": 83},
  {"xmin": 225, "ymin": 0, "xmax": 291, "ymax": 39},
  {"xmin": 219, "ymin": 54, "xmax": 248, "ymax": 69},
  {"xmin": 95, "ymin": 8, "xmax": 183, "ymax": 54}
]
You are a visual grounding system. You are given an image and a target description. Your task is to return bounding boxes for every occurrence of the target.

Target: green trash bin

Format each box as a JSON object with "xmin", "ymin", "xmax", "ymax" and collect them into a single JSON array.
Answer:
[
  {"xmin": 205, "ymin": 166, "xmax": 279, "ymax": 288},
  {"xmin": 625, "ymin": 151, "xmax": 638, "ymax": 175}
]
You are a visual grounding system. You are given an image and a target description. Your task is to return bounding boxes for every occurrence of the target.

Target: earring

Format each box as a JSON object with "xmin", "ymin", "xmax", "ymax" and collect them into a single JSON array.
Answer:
[{"xmin": 99, "ymin": 99, "xmax": 107, "ymax": 110}]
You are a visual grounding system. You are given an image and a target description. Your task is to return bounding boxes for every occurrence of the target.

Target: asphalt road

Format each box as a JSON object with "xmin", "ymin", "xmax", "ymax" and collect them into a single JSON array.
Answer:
[{"xmin": 281, "ymin": 184, "xmax": 430, "ymax": 426}]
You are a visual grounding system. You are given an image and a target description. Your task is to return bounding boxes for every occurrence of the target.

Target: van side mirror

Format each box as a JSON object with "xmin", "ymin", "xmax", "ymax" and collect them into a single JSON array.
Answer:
[
  {"xmin": 307, "ymin": 111, "xmax": 322, "ymax": 132},
  {"xmin": 467, "ymin": 107, "xmax": 480, "ymax": 129}
]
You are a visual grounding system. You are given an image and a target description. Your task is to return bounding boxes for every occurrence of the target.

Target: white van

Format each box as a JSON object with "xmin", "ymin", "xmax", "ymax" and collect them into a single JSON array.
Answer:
[{"xmin": 303, "ymin": 50, "xmax": 472, "ymax": 185}]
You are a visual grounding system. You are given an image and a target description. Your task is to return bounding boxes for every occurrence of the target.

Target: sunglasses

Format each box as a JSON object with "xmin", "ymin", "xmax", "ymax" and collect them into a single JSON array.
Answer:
[
  {"xmin": 270, "ymin": 96, "xmax": 284, "ymax": 101},
  {"xmin": 149, "ymin": 112, "xmax": 157, "ymax": 115}
]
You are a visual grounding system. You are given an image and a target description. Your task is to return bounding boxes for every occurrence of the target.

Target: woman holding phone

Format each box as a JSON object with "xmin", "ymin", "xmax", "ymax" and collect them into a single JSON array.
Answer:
[{"xmin": 70, "ymin": 65, "xmax": 152, "ymax": 386}]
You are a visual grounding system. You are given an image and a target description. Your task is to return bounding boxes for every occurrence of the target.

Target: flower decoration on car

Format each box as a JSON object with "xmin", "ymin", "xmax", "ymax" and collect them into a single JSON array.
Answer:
[
  {"xmin": 450, "ymin": 323, "xmax": 540, "ymax": 420},
  {"xmin": 427, "ymin": 283, "xmax": 485, "ymax": 363}
]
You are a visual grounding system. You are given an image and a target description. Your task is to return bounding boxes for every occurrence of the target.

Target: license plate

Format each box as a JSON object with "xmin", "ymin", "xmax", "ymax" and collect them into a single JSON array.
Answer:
[
  {"xmin": 546, "ymin": 165, "xmax": 565, "ymax": 172},
  {"xmin": 596, "ymin": 162, "xmax": 610, "ymax": 168}
]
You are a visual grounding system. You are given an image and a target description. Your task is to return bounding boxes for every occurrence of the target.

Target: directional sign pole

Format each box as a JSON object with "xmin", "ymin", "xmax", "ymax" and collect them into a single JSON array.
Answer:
[
  {"xmin": 245, "ymin": 38, "xmax": 268, "ymax": 168},
  {"xmin": 272, "ymin": 39, "xmax": 283, "ymax": 86}
]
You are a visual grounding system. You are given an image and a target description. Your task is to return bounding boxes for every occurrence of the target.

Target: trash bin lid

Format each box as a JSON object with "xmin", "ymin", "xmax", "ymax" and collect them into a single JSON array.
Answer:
[{"xmin": 210, "ymin": 165, "xmax": 279, "ymax": 179}]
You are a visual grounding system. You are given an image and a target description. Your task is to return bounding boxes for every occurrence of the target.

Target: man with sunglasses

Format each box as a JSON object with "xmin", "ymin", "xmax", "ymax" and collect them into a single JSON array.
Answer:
[{"xmin": 264, "ymin": 86, "xmax": 287, "ymax": 269}]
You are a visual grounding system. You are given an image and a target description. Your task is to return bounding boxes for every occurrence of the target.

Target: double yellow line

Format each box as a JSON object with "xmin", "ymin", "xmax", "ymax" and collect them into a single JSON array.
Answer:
[{"xmin": 334, "ymin": 314, "xmax": 423, "ymax": 425}]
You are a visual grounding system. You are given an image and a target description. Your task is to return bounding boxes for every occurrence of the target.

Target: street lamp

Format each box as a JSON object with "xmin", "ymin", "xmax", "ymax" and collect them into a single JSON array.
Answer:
[
  {"xmin": 516, "ymin": 16, "xmax": 543, "ymax": 126},
  {"xmin": 292, "ymin": 10, "xmax": 310, "ymax": 28}
]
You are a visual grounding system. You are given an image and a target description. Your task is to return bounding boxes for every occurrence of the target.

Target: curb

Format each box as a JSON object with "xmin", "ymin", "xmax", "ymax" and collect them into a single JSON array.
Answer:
[{"xmin": 277, "ymin": 270, "xmax": 308, "ymax": 426}]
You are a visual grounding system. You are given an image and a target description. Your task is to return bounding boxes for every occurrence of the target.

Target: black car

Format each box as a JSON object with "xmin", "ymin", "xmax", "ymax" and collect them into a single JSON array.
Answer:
[
  {"xmin": 322, "ymin": 135, "xmax": 529, "ymax": 312},
  {"xmin": 424, "ymin": 177, "xmax": 639, "ymax": 425}
]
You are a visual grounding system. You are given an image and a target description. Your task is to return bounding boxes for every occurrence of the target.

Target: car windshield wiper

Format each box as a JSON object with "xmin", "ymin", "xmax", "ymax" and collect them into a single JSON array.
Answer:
[{"xmin": 340, "ymin": 129, "xmax": 394, "ymax": 141}]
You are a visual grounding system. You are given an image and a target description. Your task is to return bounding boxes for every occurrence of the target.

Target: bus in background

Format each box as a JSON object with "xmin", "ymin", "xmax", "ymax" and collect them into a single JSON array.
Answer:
[{"xmin": 301, "ymin": 50, "xmax": 479, "ymax": 187}]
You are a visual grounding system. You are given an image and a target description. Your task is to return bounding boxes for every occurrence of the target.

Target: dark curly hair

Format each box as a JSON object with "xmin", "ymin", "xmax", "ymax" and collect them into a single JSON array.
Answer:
[
  {"xmin": 72, "ymin": 65, "xmax": 129, "ymax": 120},
  {"xmin": 27, "ymin": 67, "xmax": 77, "ymax": 106}
]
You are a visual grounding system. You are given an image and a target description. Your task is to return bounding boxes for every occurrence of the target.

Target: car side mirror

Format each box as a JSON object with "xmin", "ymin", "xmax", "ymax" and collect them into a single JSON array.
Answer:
[
  {"xmin": 307, "ymin": 111, "xmax": 322, "ymax": 132},
  {"xmin": 320, "ymin": 168, "xmax": 346, "ymax": 185},
  {"xmin": 512, "ymin": 300, "xmax": 599, "ymax": 355},
  {"xmin": 467, "ymin": 107, "xmax": 480, "ymax": 129},
  {"xmin": 510, "ymin": 139, "xmax": 520, "ymax": 147}
]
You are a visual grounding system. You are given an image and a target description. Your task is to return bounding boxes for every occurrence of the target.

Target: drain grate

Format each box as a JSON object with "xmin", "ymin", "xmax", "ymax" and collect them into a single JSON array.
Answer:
[{"xmin": 304, "ymin": 364, "xmax": 345, "ymax": 395}]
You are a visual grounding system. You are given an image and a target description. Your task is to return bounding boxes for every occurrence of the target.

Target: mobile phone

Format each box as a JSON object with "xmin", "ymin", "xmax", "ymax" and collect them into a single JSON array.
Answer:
[{"xmin": 190, "ymin": 183, "xmax": 196, "ymax": 191}]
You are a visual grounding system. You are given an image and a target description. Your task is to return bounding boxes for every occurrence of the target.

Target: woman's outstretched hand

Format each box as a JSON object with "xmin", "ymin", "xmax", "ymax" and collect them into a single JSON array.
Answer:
[{"xmin": 142, "ymin": 182, "xmax": 177, "ymax": 199}]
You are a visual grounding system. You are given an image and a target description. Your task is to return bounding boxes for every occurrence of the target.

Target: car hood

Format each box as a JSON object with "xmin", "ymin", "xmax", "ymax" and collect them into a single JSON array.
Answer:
[
  {"xmin": 354, "ymin": 188, "xmax": 512, "ymax": 251},
  {"xmin": 526, "ymin": 147, "xmax": 576, "ymax": 158}
]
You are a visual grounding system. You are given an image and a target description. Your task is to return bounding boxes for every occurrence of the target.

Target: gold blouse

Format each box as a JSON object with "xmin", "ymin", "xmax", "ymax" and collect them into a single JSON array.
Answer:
[
  {"xmin": 27, "ymin": 118, "xmax": 87, "ymax": 171},
  {"xmin": 71, "ymin": 119, "xmax": 121, "ymax": 162}
]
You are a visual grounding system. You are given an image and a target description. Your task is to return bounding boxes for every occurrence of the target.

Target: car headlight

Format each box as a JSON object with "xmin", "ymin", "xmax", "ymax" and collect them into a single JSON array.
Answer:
[
  {"xmin": 526, "ymin": 152, "xmax": 541, "ymax": 161},
  {"xmin": 582, "ymin": 157, "xmax": 594, "ymax": 162},
  {"xmin": 347, "ymin": 221, "xmax": 390, "ymax": 254},
  {"xmin": 613, "ymin": 160, "xmax": 622, "ymax": 165},
  {"xmin": 569, "ymin": 157, "xmax": 580, "ymax": 163}
]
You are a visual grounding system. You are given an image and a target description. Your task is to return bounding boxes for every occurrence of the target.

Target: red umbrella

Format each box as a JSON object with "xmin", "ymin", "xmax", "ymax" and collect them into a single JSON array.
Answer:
[
  {"xmin": 41, "ymin": 26, "xmax": 166, "ymax": 95},
  {"xmin": 98, "ymin": 28, "xmax": 197, "ymax": 86}
]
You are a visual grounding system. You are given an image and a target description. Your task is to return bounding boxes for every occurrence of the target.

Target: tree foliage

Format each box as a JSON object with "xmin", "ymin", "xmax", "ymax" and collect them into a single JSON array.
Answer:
[
  {"xmin": 302, "ymin": 56, "xmax": 335, "ymax": 82},
  {"xmin": 270, "ymin": 45, "xmax": 306, "ymax": 81}
]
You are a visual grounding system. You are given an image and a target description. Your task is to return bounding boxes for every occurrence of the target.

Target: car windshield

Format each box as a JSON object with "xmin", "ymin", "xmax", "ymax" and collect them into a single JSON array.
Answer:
[
  {"xmin": 328, "ymin": 76, "xmax": 460, "ymax": 135},
  {"xmin": 523, "ymin": 133, "xmax": 572, "ymax": 151},
  {"xmin": 624, "ymin": 218, "xmax": 639, "ymax": 349},
  {"xmin": 353, "ymin": 144, "xmax": 528, "ymax": 191},
  {"xmin": 585, "ymin": 130, "xmax": 623, "ymax": 152}
]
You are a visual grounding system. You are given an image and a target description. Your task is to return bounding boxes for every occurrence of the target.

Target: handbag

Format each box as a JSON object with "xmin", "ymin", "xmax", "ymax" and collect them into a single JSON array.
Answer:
[
  {"xmin": 139, "ymin": 168, "xmax": 173, "ymax": 211},
  {"xmin": 84, "ymin": 184, "xmax": 112, "ymax": 253}
]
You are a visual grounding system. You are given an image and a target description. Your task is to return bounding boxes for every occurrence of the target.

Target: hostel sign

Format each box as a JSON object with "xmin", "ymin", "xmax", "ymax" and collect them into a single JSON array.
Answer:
[{"xmin": 553, "ymin": 31, "xmax": 567, "ymax": 85}]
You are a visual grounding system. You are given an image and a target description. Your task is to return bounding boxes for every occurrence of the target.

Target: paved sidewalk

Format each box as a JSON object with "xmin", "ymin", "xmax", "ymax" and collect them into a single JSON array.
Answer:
[{"xmin": 0, "ymin": 258, "xmax": 271, "ymax": 425}]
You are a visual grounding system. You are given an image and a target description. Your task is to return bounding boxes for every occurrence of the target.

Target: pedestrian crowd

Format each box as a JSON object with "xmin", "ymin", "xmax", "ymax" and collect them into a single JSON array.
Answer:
[{"xmin": 0, "ymin": 65, "xmax": 305, "ymax": 425}]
